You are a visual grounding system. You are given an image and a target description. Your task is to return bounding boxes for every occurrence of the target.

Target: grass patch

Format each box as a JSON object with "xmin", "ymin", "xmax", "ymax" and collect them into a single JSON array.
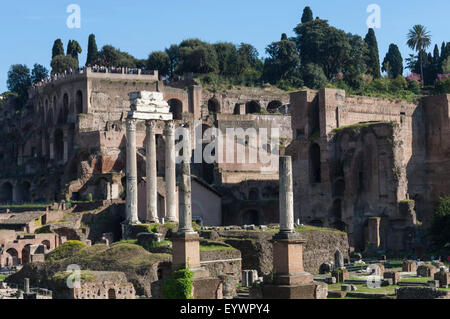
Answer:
[
  {"xmin": 331, "ymin": 121, "xmax": 388, "ymax": 136},
  {"xmin": 399, "ymin": 276, "xmax": 432, "ymax": 283},
  {"xmin": 200, "ymin": 243, "xmax": 235, "ymax": 252},
  {"xmin": 0, "ymin": 274, "xmax": 8, "ymax": 281}
]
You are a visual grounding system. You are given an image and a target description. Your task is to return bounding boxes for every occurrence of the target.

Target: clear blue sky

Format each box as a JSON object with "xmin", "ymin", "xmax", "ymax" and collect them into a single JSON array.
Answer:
[{"xmin": 1, "ymin": 0, "xmax": 449, "ymax": 92}]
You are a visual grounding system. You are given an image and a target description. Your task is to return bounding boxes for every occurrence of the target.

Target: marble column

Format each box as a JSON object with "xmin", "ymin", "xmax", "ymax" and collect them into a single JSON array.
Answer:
[
  {"xmin": 126, "ymin": 118, "xmax": 140, "ymax": 224},
  {"xmin": 279, "ymin": 156, "xmax": 294, "ymax": 234},
  {"xmin": 164, "ymin": 121, "xmax": 177, "ymax": 222},
  {"xmin": 178, "ymin": 127, "xmax": 193, "ymax": 233},
  {"xmin": 146, "ymin": 120, "xmax": 158, "ymax": 223}
]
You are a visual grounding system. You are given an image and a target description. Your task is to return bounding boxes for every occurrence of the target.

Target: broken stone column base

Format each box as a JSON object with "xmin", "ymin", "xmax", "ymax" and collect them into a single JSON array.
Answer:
[
  {"xmin": 192, "ymin": 277, "xmax": 223, "ymax": 299},
  {"xmin": 171, "ymin": 232, "xmax": 202, "ymax": 270}
]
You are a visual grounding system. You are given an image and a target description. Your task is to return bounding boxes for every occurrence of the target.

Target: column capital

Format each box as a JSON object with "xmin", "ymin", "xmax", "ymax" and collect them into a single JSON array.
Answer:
[
  {"xmin": 126, "ymin": 118, "xmax": 137, "ymax": 131},
  {"xmin": 164, "ymin": 120, "xmax": 175, "ymax": 135},
  {"xmin": 145, "ymin": 119, "xmax": 157, "ymax": 130}
]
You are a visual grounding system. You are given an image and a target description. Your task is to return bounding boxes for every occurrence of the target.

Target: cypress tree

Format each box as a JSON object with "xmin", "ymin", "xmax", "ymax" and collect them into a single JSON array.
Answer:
[
  {"xmin": 364, "ymin": 28, "xmax": 381, "ymax": 78},
  {"xmin": 301, "ymin": 6, "xmax": 313, "ymax": 24},
  {"xmin": 67, "ymin": 40, "xmax": 73, "ymax": 57},
  {"xmin": 52, "ymin": 39, "xmax": 65, "ymax": 59},
  {"xmin": 281, "ymin": 33, "xmax": 288, "ymax": 41},
  {"xmin": 382, "ymin": 44, "xmax": 403, "ymax": 78},
  {"xmin": 86, "ymin": 34, "xmax": 98, "ymax": 66}
]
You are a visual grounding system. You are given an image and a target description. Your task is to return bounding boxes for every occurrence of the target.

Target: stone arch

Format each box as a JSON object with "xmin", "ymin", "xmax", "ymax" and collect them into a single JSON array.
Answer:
[
  {"xmin": 242, "ymin": 209, "xmax": 260, "ymax": 226},
  {"xmin": 267, "ymin": 100, "xmax": 282, "ymax": 113},
  {"xmin": 233, "ymin": 104, "xmax": 241, "ymax": 115},
  {"xmin": 54, "ymin": 129, "xmax": 64, "ymax": 161},
  {"xmin": 331, "ymin": 199, "xmax": 342, "ymax": 220},
  {"xmin": 47, "ymin": 108, "xmax": 54, "ymax": 127},
  {"xmin": 6, "ymin": 248, "xmax": 19, "ymax": 266},
  {"xmin": 15, "ymin": 181, "xmax": 31, "ymax": 203},
  {"xmin": 22, "ymin": 244, "xmax": 31, "ymax": 265},
  {"xmin": 245, "ymin": 101, "xmax": 261, "ymax": 114},
  {"xmin": 309, "ymin": 143, "xmax": 321, "ymax": 183},
  {"xmin": 168, "ymin": 99, "xmax": 183, "ymax": 120},
  {"xmin": 309, "ymin": 101, "xmax": 320, "ymax": 134},
  {"xmin": 207, "ymin": 97, "xmax": 220, "ymax": 114},
  {"xmin": 63, "ymin": 93, "xmax": 70, "ymax": 123},
  {"xmin": 248, "ymin": 188, "xmax": 259, "ymax": 201},
  {"xmin": 108, "ymin": 288, "xmax": 116, "ymax": 299},
  {"xmin": 75, "ymin": 90, "xmax": 83, "ymax": 114},
  {"xmin": 0, "ymin": 182, "xmax": 13, "ymax": 203},
  {"xmin": 39, "ymin": 104, "xmax": 45, "ymax": 125},
  {"xmin": 41, "ymin": 240, "xmax": 51, "ymax": 250}
]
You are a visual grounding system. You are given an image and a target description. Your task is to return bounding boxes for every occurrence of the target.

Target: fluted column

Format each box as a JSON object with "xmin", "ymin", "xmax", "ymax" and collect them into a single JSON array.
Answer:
[
  {"xmin": 164, "ymin": 121, "xmax": 177, "ymax": 222},
  {"xmin": 146, "ymin": 120, "xmax": 158, "ymax": 223},
  {"xmin": 126, "ymin": 118, "xmax": 140, "ymax": 224},
  {"xmin": 279, "ymin": 156, "xmax": 294, "ymax": 234}
]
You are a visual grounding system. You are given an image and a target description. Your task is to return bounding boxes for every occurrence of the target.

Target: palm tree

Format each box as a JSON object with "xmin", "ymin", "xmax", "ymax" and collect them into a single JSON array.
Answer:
[{"xmin": 407, "ymin": 25, "xmax": 431, "ymax": 85}]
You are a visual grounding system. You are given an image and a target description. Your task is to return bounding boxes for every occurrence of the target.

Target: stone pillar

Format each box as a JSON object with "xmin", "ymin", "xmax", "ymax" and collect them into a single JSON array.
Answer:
[
  {"xmin": 367, "ymin": 217, "xmax": 381, "ymax": 251},
  {"xmin": 125, "ymin": 118, "xmax": 140, "ymax": 225},
  {"xmin": 24, "ymin": 278, "xmax": 30, "ymax": 294},
  {"xmin": 41, "ymin": 136, "xmax": 46, "ymax": 157},
  {"xmin": 164, "ymin": 121, "xmax": 177, "ymax": 222},
  {"xmin": 49, "ymin": 136, "xmax": 55, "ymax": 160},
  {"xmin": 146, "ymin": 120, "xmax": 158, "ymax": 223},
  {"xmin": 279, "ymin": 156, "xmax": 294, "ymax": 234},
  {"xmin": 63, "ymin": 128, "xmax": 69, "ymax": 163},
  {"xmin": 261, "ymin": 156, "xmax": 320, "ymax": 299},
  {"xmin": 178, "ymin": 127, "xmax": 193, "ymax": 234}
]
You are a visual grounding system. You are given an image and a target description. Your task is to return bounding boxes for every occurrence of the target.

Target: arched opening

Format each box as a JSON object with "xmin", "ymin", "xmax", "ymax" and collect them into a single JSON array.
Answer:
[
  {"xmin": 267, "ymin": 100, "xmax": 282, "ymax": 113},
  {"xmin": 242, "ymin": 209, "xmax": 260, "ymax": 226},
  {"xmin": 15, "ymin": 181, "xmax": 31, "ymax": 203},
  {"xmin": 63, "ymin": 93, "xmax": 69, "ymax": 123},
  {"xmin": 233, "ymin": 104, "xmax": 241, "ymax": 115},
  {"xmin": 54, "ymin": 129, "xmax": 64, "ymax": 162},
  {"xmin": 331, "ymin": 199, "xmax": 342, "ymax": 220},
  {"xmin": 0, "ymin": 182, "xmax": 13, "ymax": 203},
  {"xmin": 6, "ymin": 248, "xmax": 19, "ymax": 266},
  {"xmin": 39, "ymin": 105, "xmax": 45, "ymax": 126},
  {"xmin": 168, "ymin": 99, "xmax": 183, "ymax": 120},
  {"xmin": 245, "ymin": 101, "xmax": 261, "ymax": 114},
  {"xmin": 157, "ymin": 268, "xmax": 163, "ymax": 280},
  {"xmin": 248, "ymin": 188, "xmax": 259, "ymax": 201},
  {"xmin": 309, "ymin": 101, "xmax": 320, "ymax": 135},
  {"xmin": 309, "ymin": 143, "xmax": 321, "ymax": 183},
  {"xmin": 22, "ymin": 245, "xmax": 31, "ymax": 265},
  {"xmin": 333, "ymin": 179, "xmax": 345, "ymax": 197},
  {"xmin": 47, "ymin": 108, "xmax": 54, "ymax": 127},
  {"xmin": 108, "ymin": 288, "xmax": 116, "ymax": 299},
  {"xmin": 207, "ymin": 98, "xmax": 220, "ymax": 114},
  {"xmin": 75, "ymin": 90, "xmax": 83, "ymax": 114},
  {"xmin": 41, "ymin": 240, "xmax": 51, "ymax": 250}
]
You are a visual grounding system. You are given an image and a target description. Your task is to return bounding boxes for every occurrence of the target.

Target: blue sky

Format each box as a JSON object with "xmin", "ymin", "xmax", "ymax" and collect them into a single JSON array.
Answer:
[{"xmin": 0, "ymin": 0, "xmax": 449, "ymax": 92}]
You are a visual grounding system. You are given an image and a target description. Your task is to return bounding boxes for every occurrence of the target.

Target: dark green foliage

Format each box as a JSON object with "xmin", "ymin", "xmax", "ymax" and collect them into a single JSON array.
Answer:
[
  {"xmin": 301, "ymin": 6, "xmax": 313, "ymax": 24},
  {"xmin": 430, "ymin": 197, "xmax": 450, "ymax": 252},
  {"xmin": 86, "ymin": 34, "xmax": 98, "ymax": 66},
  {"xmin": 407, "ymin": 25, "xmax": 432, "ymax": 83},
  {"xmin": 177, "ymin": 39, "xmax": 218, "ymax": 74},
  {"xmin": 98, "ymin": 45, "xmax": 137, "ymax": 68},
  {"xmin": 165, "ymin": 44, "xmax": 179, "ymax": 78},
  {"xmin": 31, "ymin": 64, "xmax": 48, "ymax": 84},
  {"xmin": 364, "ymin": 28, "xmax": 381, "ymax": 78},
  {"xmin": 67, "ymin": 40, "xmax": 82, "ymax": 64},
  {"xmin": 7, "ymin": 64, "xmax": 31, "ymax": 100},
  {"xmin": 301, "ymin": 63, "xmax": 327, "ymax": 89},
  {"xmin": 382, "ymin": 44, "xmax": 403, "ymax": 78},
  {"xmin": 147, "ymin": 51, "xmax": 171, "ymax": 76},
  {"xmin": 213, "ymin": 42, "xmax": 240, "ymax": 77},
  {"xmin": 46, "ymin": 240, "xmax": 86, "ymax": 262},
  {"xmin": 408, "ymin": 79, "xmax": 421, "ymax": 94},
  {"xmin": 342, "ymin": 34, "xmax": 368, "ymax": 89},
  {"xmin": 51, "ymin": 39, "xmax": 65, "ymax": 59},
  {"xmin": 162, "ymin": 267, "xmax": 194, "ymax": 299},
  {"xmin": 50, "ymin": 55, "xmax": 79, "ymax": 75},
  {"xmin": 263, "ymin": 38, "xmax": 302, "ymax": 88}
]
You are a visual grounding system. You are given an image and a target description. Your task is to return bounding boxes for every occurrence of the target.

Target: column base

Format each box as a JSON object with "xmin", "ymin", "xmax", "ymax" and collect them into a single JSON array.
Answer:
[
  {"xmin": 171, "ymin": 232, "xmax": 201, "ymax": 270},
  {"xmin": 259, "ymin": 281, "xmax": 328, "ymax": 299}
]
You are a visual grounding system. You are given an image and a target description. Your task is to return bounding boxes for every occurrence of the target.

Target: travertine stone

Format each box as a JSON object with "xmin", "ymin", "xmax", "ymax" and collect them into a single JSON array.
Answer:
[
  {"xmin": 279, "ymin": 156, "xmax": 294, "ymax": 234},
  {"xmin": 178, "ymin": 127, "xmax": 193, "ymax": 234},
  {"xmin": 164, "ymin": 121, "xmax": 177, "ymax": 222},
  {"xmin": 125, "ymin": 118, "xmax": 140, "ymax": 225},
  {"xmin": 146, "ymin": 120, "xmax": 158, "ymax": 223}
]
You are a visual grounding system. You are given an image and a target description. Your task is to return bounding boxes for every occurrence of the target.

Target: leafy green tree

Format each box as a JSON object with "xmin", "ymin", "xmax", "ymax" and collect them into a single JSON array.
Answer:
[
  {"xmin": 67, "ymin": 40, "xmax": 82, "ymax": 65},
  {"xmin": 165, "ymin": 44, "xmax": 180, "ymax": 78},
  {"xmin": 52, "ymin": 39, "xmax": 65, "ymax": 59},
  {"xmin": 301, "ymin": 6, "xmax": 313, "ymax": 24},
  {"xmin": 177, "ymin": 39, "xmax": 218, "ymax": 74},
  {"xmin": 382, "ymin": 44, "xmax": 403, "ymax": 78},
  {"xmin": 213, "ymin": 42, "xmax": 239, "ymax": 77},
  {"xmin": 86, "ymin": 34, "xmax": 98, "ymax": 66},
  {"xmin": 407, "ymin": 25, "xmax": 432, "ymax": 84},
  {"xmin": 294, "ymin": 18, "xmax": 352, "ymax": 80},
  {"xmin": 442, "ymin": 56, "xmax": 450, "ymax": 74},
  {"xmin": 7, "ymin": 64, "xmax": 31, "ymax": 103},
  {"xmin": 147, "ymin": 51, "xmax": 171, "ymax": 76},
  {"xmin": 301, "ymin": 63, "xmax": 327, "ymax": 89},
  {"xmin": 364, "ymin": 28, "xmax": 381, "ymax": 78},
  {"xmin": 263, "ymin": 36, "xmax": 302, "ymax": 87},
  {"xmin": 98, "ymin": 45, "xmax": 137, "ymax": 68},
  {"xmin": 31, "ymin": 64, "xmax": 49, "ymax": 83},
  {"xmin": 342, "ymin": 34, "xmax": 368, "ymax": 89},
  {"xmin": 430, "ymin": 197, "xmax": 450, "ymax": 252},
  {"xmin": 50, "ymin": 55, "xmax": 79, "ymax": 74}
]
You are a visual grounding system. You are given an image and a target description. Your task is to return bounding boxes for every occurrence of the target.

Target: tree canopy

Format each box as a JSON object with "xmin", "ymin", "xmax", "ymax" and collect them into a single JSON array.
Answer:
[
  {"xmin": 86, "ymin": 34, "xmax": 99, "ymax": 66},
  {"xmin": 50, "ymin": 55, "xmax": 79, "ymax": 75},
  {"xmin": 31, "ymin": 64, "xmax": 49, "ymax": 83},
  {"xmin": 52, "ymin": 39, "xmax": 65, "ymax": 59},
  {"xmin": 364, "ymin": 28, "xmax": 381, "ymax": 78},
  {"xmin": 147, "ymin": 51, "xmax": 171, "ymax": 76},
  {"xmin": 382, "ymin": 44, "xmax": 403, "ymax": 78}
]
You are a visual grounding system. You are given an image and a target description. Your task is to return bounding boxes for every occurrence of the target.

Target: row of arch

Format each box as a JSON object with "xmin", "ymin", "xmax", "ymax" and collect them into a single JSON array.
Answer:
[
  {"xmin": 0, "ymin": 181, "xmax": 31, "ymax": 203},
  {"xmin": 206, "ymin": 98, "xmax": 285, "ymax": 115},
  {"xmin": 3, "ymin": 240, "xmax": 51, "ymax": 267},
  {"xmin": 38, "ymin": 90, "xmax": 83, "ymax": 127}
]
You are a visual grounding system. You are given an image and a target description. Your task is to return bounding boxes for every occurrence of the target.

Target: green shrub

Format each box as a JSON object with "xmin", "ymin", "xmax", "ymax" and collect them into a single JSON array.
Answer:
[
  {"xmin": 46, "ymin": 240, "xmax": 86, "ymax": 262},
  {"xmin": 162, "ymin": 267, "xmax": 194, "ymax": 299},
  {"xmin": 408, "ymin": 80, "xmax": 421, "ymax": 94},
  {"xmin": 430, "ymin": 197, "xmax": 450, "ymax": 252}
]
